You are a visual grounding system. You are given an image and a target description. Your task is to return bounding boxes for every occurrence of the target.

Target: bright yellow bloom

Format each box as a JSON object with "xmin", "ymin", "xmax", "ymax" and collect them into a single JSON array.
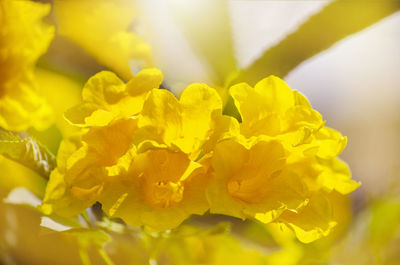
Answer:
[
  {"xmin": 208, "ymin": 137, "xmax": 341, "ymax": 243},
  {"xmin": 54, "ymin": 0, "xmax": 152, "ymax": 80},
  {"xmin": 229, "ymin": 76, "xmax": 347, "ymax": 161},
  {"xmin": 101, "ymin": 148, "xmax": 210, "ymax": 231},
  {"xmin": 229, "ymin": 76, "xmax": 359, "ymax": 191},
  {"xmin": 206, "ymin": 76, "xmax": 360, "ymax": 242},
  {"xmin": 42, "ymin": 118, "xmax": 137, "ymax": 216},
  {"xmin": 44, "ymin": 71, "xmax": 225, "ymax": 230},
  {"xmin": 65, "ymin": 69, "xmax": 162, "ymax": 127},
  {"xmin": 98, "ymin": 83, "xmax": 235, "ymax": 230},
  {"xmin": 208, "ymin": 137, "xmax": 308, "ymax": 223},
  {"xmin": 0, "ymin": 0, "xmax": 54, "ymax": 131},
  {"xmin": 44, "ymin": 70, "xmax": 358, "ymax": 239},
  {"xmin": 135, "ymin": 84, "xmax": 237, "ymax": 157}
]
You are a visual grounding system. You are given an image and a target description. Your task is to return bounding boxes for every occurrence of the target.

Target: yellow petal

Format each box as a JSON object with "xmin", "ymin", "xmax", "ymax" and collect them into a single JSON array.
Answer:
[
  {"xmin": 315, "ymin": 127, "xmax": 347, "ymax": 159},
  {"xmin": 126, "ymin": 68, "xmax": 163, "ymax": 96},
  {"xmin": 316, "ymin": 157, "xmax": 361, "ymax": 195},
  {"xmin": 180, "ymin": 83, "xmax": 223, "ymax": 153},
  {"xmin": 254, "ymin": 76, "xmax": 295, "ymax": 114},
  {"xmin": 138, "ymin": 89, "xmax": 182, "ymax": 146},
  {"xmin": 278, "ymin": 192, "xmax": 337, "ymax": 243}
]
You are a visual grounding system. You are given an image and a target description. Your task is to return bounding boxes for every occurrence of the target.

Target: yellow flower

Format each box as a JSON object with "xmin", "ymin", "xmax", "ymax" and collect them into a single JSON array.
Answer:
[
  {"xmin": 228, "ymin": 76, "xmax": 359, "ymax": 191},
  {"xmin": 101, "ymin": 148, "xmax": 210, "ymax": 231},
  {"xmin": 98, "ymin": 83, "xmax": 235, "ymax": 230},
  {"xmin": 207, "ymin": 136, "xmax": 346, "ymax": 243},
  {"xmin": 44, "ymin": 69, "xmax": 358, "ymax": 239},
  {"xmin": 205, "ymin": 75, "xmax": 360, "ymax": 242},
  {"xmin": 135, "ymin": 84, "xmax": 238, "ymax": 158},
  {"xmin": 42, "ymin": 118, "xmax": 137, "ymax": 216},
  {"xmin": 54, "ymin": 0, "xmax": 152, "ymax": 80},
  {"xmin": 0, "ymin": 0, "xmax": 54, "ymax": 131},
  {"xmin": 44, "ymin": 73, "xmax": 225, "ymax": 230},
  {"xmin": 229, "ymin": 76, "xmax": 347, "ymax": 160},
  {"xmin": 208, "ymin": 137, "xmax": 308, "ymax": 223},
  {"xmin": 65, "ymin": 69, "xmax": 163, "ymax": 127}
]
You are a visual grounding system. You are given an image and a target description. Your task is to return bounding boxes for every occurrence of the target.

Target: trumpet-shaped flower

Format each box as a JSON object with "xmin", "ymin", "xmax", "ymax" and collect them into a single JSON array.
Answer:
[
  {"xmin": 0, "ymin": 0, "xmax": 54, "ymax": 131},
  {"xmin": 65, "ymin": 69, "xmax": 162, "ymax": 127},
  {"xmin": 101, "ymin": 148, "xmax": 210, "ymax": 231},
  {"xmin": 205, "ymin": 76, "xmax": 360, "ymax": 242},
  {"xmin": 229, "ymin": 76, "xmax": 347, "ymax": 160},
  {"xmin": 228, "ymin": 76, "xmax": 359, "ymax": 193},
  {"xmin": 42, "ymin": 118, "xmax": 137, "ymax": 216},
  {"xmin": 208, "ymin": 137, "xmax": 308, "ymax": 223},
  {"xmin": 136, "ymin": 84, "xmax": 238, "ymax": 158},
  {"xmin": 43, "ymin": 69, "xmax": 359, "ymax": 241},
  {"xmin": 43, "ymin": 71, "xmax": 223, "ymax": 230}
]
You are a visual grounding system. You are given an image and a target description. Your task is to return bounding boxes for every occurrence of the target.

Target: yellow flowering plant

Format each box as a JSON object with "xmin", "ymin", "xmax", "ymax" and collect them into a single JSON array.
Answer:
[
  {"xmin": 40, "ymin": 68, "xmax": 359, "ymax": 244},
  {"xmin": 0, "ymin": 0, "xmax": 54, "ymax": 131},
  {"xmin": 4, "ymin": 0, "xmax": 398, "ymax": 264}
]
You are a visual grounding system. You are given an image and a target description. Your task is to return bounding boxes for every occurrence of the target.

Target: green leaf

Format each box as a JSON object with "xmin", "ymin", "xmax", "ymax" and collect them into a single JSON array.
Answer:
[
  {"xmin": 369, "ymin": 198, "xmax": 400, "ymax": 250},
  {"xmin": 64, "ymin": 228, "xmax": 114, "ymax": 265},
  {"xmin": 233, "ymin": 0, "xmax": 400, "ymax": 85},
  {"xmin": 65, "ymin": 228, "xmax": 111, "ymax": 249},
  {"xmin": 0, "ymin": 127, "xmax": 56, "ymax": 179}
]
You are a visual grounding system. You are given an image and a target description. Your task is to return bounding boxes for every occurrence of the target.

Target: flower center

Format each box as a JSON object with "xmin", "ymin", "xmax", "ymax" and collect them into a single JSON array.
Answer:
[{"xmin": 148, "ymin": 180, "xmax": 184, "ymax": 208}]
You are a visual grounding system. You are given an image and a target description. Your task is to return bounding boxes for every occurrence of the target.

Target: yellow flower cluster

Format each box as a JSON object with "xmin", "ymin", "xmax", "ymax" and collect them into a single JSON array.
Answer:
[
  {"xmin": 43, "ymin": 69, "xmax": 359, "ymax": 242},
  {"xmin": 0, "ymin": 0, "xmax": 54, "ymax": 131}
]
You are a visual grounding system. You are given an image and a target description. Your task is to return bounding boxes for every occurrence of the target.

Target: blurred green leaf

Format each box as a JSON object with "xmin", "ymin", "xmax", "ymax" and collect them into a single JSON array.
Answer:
[
  {"xmin": 64, "ymin": 228, "xmax": 114, "ymax": 265},
  {"xmin": 369, "ymin": 198, "xmax": 400, "ymax": 251},
  {"xmin": 28, "ymin": 124, "xmax": 63, "ymax": 156},
  {"xmin": 65, "ymin": 228, "xmax": 111, "ymax": 249},
  {"xmin": 0, "ymin": 128, "xmax": 56, "ymax": 179},
  {"xmin": 233, "ymin": 0, "xmax": 400, "ymax": 85}
]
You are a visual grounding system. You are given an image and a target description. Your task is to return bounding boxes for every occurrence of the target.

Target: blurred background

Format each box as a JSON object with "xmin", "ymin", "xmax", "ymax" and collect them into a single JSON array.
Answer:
[{"xmin": 1, "ymin": 0, "xmax": 399, "ymax": 264}]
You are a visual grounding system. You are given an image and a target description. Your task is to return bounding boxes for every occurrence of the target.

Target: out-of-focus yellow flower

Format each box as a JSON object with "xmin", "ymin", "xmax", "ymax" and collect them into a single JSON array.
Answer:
[
  {"xmin": 54, "ymin": 0, "xmax": 152, "ymax": 80},
  {"xmin": 0, "ymin": 0, "xmax": 54, "ymax": 131},
  {"xmin": 65, "ymin": 69, "xmax": 162, "ymax": 127},
  {"xmin": 35, "ymin": 67, "xmax": 83, "ymax": 137}
]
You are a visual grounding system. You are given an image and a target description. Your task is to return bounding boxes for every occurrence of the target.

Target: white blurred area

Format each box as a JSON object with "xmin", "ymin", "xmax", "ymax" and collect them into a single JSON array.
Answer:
[
  {"xmin": 135, "ymin": 0, "xmax": 400, "ymax": 197},
  {"xmin": 285, "ymin": 12, "xmax": 400, "ymax": 197},
  {"xmin": 230, "ymin": 0, "xmax": 332, "ymax": 68},
  {"xmin": 136, "ymin": 0, "xmax": 216, "ymax": 91}
]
